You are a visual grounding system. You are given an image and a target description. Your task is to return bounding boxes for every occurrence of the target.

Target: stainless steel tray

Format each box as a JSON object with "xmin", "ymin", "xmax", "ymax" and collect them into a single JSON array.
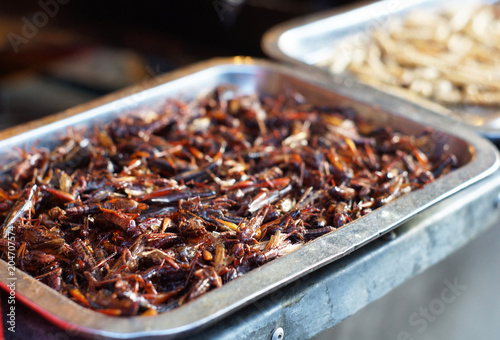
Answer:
[
  {"xmin": 0, "ymin": 57, "xmax": 498, "ymax": 339},
  {"xmin": 262, "ymin": 0, "xmax": 500, "ymax": 140}
]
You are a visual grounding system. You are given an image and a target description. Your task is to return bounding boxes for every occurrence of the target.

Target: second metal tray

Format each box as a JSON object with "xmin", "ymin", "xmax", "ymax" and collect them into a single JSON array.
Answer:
[
  {"xmin": 262, "ymin": 0, "xmax": 500, "ymax": 140},
  {"xmin": 0, "ymin": 57, "xmax": 498, "ymax": 338}
]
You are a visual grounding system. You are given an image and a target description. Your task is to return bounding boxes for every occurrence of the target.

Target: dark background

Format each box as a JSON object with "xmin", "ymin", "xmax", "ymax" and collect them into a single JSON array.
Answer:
[{"xmin": 0, "ymin": 0, "xmax": 354, "ymax": 129}]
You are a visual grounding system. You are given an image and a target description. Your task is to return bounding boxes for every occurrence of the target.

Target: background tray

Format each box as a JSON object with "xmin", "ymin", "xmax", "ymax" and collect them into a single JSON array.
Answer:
[{"xmin": 262, "ymin": 0, "xmax": 500, "ymax": 140}]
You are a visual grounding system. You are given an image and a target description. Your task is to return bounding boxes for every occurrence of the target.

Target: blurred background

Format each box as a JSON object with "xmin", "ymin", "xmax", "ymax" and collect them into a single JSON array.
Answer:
[
  {"xmin": 0, "ymin": 0, "xmax": 353, "ymax": 129},
  {"xmin": 1, "ymin": 1, "xmax": 499, "ymax": 339}
]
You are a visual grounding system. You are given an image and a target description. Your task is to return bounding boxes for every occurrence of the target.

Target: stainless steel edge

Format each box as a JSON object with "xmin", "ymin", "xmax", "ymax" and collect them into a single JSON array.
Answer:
[
  {"xmin": 0, "ymin": 57, "xmax": 499, "ymax": 339},
  {"xmin": 262, "ymin": 0, "xmax": 500, "ymax": 140}
]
